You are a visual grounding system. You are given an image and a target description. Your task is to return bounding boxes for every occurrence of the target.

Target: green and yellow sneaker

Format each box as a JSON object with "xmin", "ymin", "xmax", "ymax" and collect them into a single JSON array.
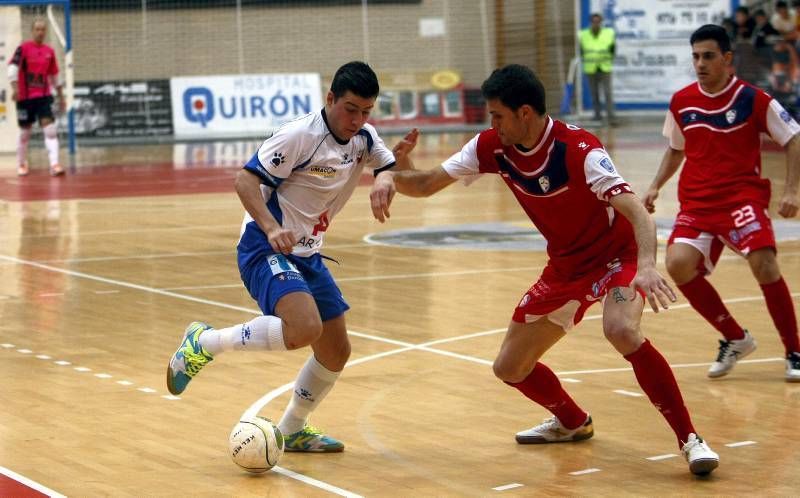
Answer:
[
  {"xmin": 166, "ymin": 321, "xmax": 214, "ymax": 395},
  {"xmin": 283, "ymin": 425, "xmax": 344, "ymax": 453}
]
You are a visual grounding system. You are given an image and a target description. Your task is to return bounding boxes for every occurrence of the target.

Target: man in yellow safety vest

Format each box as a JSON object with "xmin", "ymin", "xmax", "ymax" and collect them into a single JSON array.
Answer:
[{"xmin": 579, "ymin": 13, "xmax": 616, "ymax": 123}]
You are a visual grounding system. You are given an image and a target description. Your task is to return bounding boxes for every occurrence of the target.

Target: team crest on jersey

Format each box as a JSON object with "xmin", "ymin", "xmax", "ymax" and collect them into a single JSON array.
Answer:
[
  {"xmin": 780, "ymin": 110, "xmax": 794, "ymax": 123},
  {"xmin": 340, "ymin": 153, "xmax": 354, "ymax": 165},
  {"xmin": 271, "ymin": 152, "xmax": 285, "ymax": 167},
  {"xmin": 538, "ymin": 175, "xmax": 551, "ymax": 193},
  {"xmin": 725, "ymin": 109, "xmax": 737, "ymax": 124},
  {"xmin": 309, "ymin": 165, "xmax": 336, "ymax": 178}
]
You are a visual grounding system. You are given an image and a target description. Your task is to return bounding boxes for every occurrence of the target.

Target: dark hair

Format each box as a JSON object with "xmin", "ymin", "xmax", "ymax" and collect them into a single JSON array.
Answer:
[
  {"xmin": 754, "ymin": 8, "xmax": 767, "ymax": 17},
  {"xmin": 776, "ymin": 1, "xmax": 788, "ymax": 9},
  {"xmin": 480, "ymin": 64, "xmax": 546, "ymax": 114},
  {"xmin": 735, "ymin": 6, "xmax": 749, "ymax": 15},
  {"xmin": 690, "ymin": 24, "xmax": 732, "ymax": 53},
  {"xmin": 590, "ymin": 13, "xmax": 602, "ymax": 21},
  {"xmin": 330, "ymin": 61, "xmax": 379, "ymax": 100}
]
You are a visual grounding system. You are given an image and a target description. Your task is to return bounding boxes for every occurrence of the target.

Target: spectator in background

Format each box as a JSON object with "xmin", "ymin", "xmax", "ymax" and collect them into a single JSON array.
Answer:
[
  {"xmin": 722, "ymin": 17, "xmax": 737, "ymax": 43},
  {"xmin": 753, "ymin": 9, "xmax": 781, "ymax": 51},
  {"xmin": 734, "ymin": 6, "xmax": 756, "ymax": 40},
  {"xmin": 770, "ymin": 37, "xmax": 800, "ymax": 104},
  {"xmin": 772, "ymin": 1, "xmax": 798, "ymax": 39},
  {"xmin": 579, "ymin": 13, "xmax": 616, "ymax": 124}
]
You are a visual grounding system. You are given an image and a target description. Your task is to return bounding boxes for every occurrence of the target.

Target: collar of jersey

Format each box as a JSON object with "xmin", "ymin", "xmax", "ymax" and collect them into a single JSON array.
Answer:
[
  {"xmin": 697, "ymin": 75, "xmax": 738, "ymax": 98},
  {"xmin": 321, "ymin": 108, "xmax": 351, "ymax": 145},
  {"xmin": 513, "ymin": 116, "xmax": 553, "ymax": 156}
]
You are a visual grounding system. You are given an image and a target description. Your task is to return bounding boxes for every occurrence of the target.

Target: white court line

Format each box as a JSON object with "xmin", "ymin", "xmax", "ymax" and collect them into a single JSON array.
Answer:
[
  {"xmin": 726, "ymin": 441, "xmax": 757, "ymax": 448},
  {"xmin": 0, "ymin": 465, "xmax": 66, "ymax": 498},
  {"xmin": 569, "ymin": 468, "xmax": 601, "ymax": 476},
  {"xmin": 646, "ymin": 454, "xmax": 678, "ymax": 461},
  {"xmin": 493, "ymin": 483, "xmax": 524, "ymax": 491},
  {"xmin": 271, "ymin": 466, "xmax": 363, "ymax": 498},
  {"xmin": 613, "ymin": 390, "xmax": 644, "ymax": 397}
]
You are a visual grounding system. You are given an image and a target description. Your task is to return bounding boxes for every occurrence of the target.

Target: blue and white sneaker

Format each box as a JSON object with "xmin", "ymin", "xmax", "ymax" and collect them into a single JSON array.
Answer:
[
  {"xmin": 283, "ymin": 425, "xmax": 344, "ymax": 453},
  {"xmin": 166, "ymin": 321, "xmax": 214, "ymax": 395}
]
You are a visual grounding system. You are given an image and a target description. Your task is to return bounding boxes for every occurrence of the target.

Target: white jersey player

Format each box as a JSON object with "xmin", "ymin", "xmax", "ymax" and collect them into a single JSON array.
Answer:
[
  {"xmin": 240, "ymin": 111, "xmax": 395, "ymax": 257},
  {"xmin": 166, "ymin": 62, "xmax": 417, "ymax": 453}
]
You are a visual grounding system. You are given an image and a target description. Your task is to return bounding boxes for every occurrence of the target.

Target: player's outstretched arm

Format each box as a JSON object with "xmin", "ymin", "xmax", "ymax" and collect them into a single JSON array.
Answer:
[
  {"xmin": 780, "ymin": 134, "xmax": 800, "ymax": 218},
  {"xmin": 643, "ymin": 147, "xmax": 684, "ymax": 213},
  {"xmin": 610, "ymin": 192, "xmax": 677, "ymax": 312},
  {"xmin": 235, "ymin": 169, "xmax": 296, "ymax": 254},
  {"xmin": 370, "ymin": 167, "xmax": 457, "ymax": 222},
  {"xmin": 391, "ymin": 128, "xmax": 419, "ymax": 171}
]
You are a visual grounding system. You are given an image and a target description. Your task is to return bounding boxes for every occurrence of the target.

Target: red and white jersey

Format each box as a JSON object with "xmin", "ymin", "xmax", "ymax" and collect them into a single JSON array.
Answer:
[
  {"xmin": 9, "ymin": 41, "xmax": 58, "ymax": 100},
  {"xmin": 442, "ymin": 117, "xmax": 635, "ymax": 278},
  {"xmin": 663, "ymin": 76, "xmax": 800, "ymax": 212}
]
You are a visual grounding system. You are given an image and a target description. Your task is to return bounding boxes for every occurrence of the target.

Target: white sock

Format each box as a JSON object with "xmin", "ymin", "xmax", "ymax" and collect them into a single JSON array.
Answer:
[
  {"xmin": 17, "ymin": 128, "xmax": 31, "ymax": 166},
  {"xmin": 198, "ymin": 315, "xmax": 286, "ymax": 355},
  {"xmin": 278, "ymin": 355, "xmax": 341, "ymax": 435},
  {"xmin": 43, "ymin": 123, "xmax": 59, "ymax": 166}
]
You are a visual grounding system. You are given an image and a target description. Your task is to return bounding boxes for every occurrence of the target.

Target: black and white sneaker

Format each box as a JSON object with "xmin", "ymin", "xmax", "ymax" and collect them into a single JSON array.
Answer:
[
  {"xmin": 786, "ymin": 352, "xmax": 800, "ymax": 382},
  {"xmin": 708, "ymin": 330, "xmax": 757, "ymax": 378}
]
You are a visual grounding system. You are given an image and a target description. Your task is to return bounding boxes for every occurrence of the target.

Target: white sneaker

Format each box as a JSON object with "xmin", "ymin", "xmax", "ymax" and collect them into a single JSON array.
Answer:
[
  {"xmin": 708, "ymin": 330, "xmax": 757, "ymax": 378},
  {"xmin": 786, "ymin": 352, "xmax": 800, "ymax": 382},
  {"xmin": 515, "ymin": 415, "xmax": 593, "ymax": 444},
  {"xmin": 681, "ymin": 433, "xmax": 719, "ymax": 475}
]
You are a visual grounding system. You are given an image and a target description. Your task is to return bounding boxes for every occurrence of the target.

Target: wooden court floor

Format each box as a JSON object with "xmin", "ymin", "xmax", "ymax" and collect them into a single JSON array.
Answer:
[{"xmin": 0, "ymin": 123, "xmax": 798, "ymax": 496}]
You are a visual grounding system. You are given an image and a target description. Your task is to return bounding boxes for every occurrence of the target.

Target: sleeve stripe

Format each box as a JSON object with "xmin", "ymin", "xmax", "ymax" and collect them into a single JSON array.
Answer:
[
  {"xmin": 603, "ymin": 183, "xmax": 633, "ymax": 200},
  {"xmin": 243, "ymin": 153, "xmax": 284, "ymax": 188},
  {"xmin": 373, "ymin": 161, "xmax": 396, "ymax": 177}
]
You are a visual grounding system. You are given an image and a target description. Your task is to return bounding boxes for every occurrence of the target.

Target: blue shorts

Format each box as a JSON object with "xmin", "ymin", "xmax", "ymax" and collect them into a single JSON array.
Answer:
[{"xmin": 237, "ymin": 226, "xmax": 349, "ymax": 322}]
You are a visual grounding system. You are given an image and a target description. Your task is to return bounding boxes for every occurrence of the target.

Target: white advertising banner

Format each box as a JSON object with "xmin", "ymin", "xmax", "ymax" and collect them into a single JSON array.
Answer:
[
  {"xmin": 0, "ymin": 7, "xmax": 22, "ymax": 152},
  {"xmin": 170, "ymin": 73, "xmax": 322, "ymax": 139},
  {"xmin": 587, "ymin": 0, "xmax": 734, "ymax": 106}
]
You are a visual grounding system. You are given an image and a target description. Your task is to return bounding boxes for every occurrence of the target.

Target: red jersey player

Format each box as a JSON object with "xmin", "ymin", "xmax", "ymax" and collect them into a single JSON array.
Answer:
[
  {"xmin": 369, "ymin": 64, "xmax": 719, "ymax": 475},
  {"xmin": 7, "ymin": 18, "xmax": 65, "ymax": 176},
  {"xmin": 644, "ymin": 25, "xmax": 800, "ymax": 382}
]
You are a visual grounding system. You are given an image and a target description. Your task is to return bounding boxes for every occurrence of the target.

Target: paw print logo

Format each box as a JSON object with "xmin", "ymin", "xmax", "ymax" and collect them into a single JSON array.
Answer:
[{"xmin": 270, "ymin": 152, "xmax": 286, "ymax": 167}]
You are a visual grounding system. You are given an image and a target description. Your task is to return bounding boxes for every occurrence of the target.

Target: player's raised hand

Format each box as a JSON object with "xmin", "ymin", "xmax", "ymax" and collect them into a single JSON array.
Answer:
[
  {"xmin": 633, "ymin": 265, "xmax": 677, "ymax": 313},
  {"xmin": 642, "ymin": 187, "xmax": 659, "ymax": 214},
  {"xmin": 370, "ymin": 170, "xmax": 396, "ymax": 223},
  {"xmin": 267, "ymin": 227, "xmax": 296, "ymax": 255},
  {"xmin": 392, "ymin": 128, "xmax": 419, "ymax": 160},
  {"xmin": 778, "ymin": 190, "xmax": 799, "ymax": 218}
]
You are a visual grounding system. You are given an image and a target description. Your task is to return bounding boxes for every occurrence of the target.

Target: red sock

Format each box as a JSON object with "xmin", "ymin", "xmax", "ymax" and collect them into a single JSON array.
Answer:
[
  {"xmin": 506, "ymin": 362, "xmax": 588, "ymax": 430},
  {"xmin": 760, "ymin": 277, "xmax": 800, "ymax": 355},
  {"xmin": 678, "ymin": 274, "xmax": 745, "ymax": 341},
  {"xmin": 625, "ymin": 340, "xmax": 696, "ymax": 447}
]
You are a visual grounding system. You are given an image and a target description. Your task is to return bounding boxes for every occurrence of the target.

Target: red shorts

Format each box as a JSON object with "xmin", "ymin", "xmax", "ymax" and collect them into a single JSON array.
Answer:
[
  {"xmin": 668, "ymin": 203, "xmax": 776, "ymax": 275},
  {"xmin": 512, "ymin": 253, "xmax": 638, "ymax": 330}
]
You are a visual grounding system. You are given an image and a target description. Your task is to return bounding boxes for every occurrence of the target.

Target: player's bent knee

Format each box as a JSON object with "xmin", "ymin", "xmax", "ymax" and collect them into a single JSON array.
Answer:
[
  {"xmin": 665, "ymin": 256, "xmax": 695, "ymax": 284},
  {"xmin": 283, "ymin": 317, "xmax": 323, "ymax": 349},
  {"xmin": 603, "ymin": 323, "xmax": 642, "ymax": 354},
  {"xmin": 492, "ymin": 358, "xmax": 529, "ymax": 384}
]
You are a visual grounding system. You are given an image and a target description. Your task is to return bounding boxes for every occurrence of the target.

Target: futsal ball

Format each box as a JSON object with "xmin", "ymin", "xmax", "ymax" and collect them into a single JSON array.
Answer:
[{"xmin": 228, "ymin": 416, "xmax": 284, "ymax": 473}]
